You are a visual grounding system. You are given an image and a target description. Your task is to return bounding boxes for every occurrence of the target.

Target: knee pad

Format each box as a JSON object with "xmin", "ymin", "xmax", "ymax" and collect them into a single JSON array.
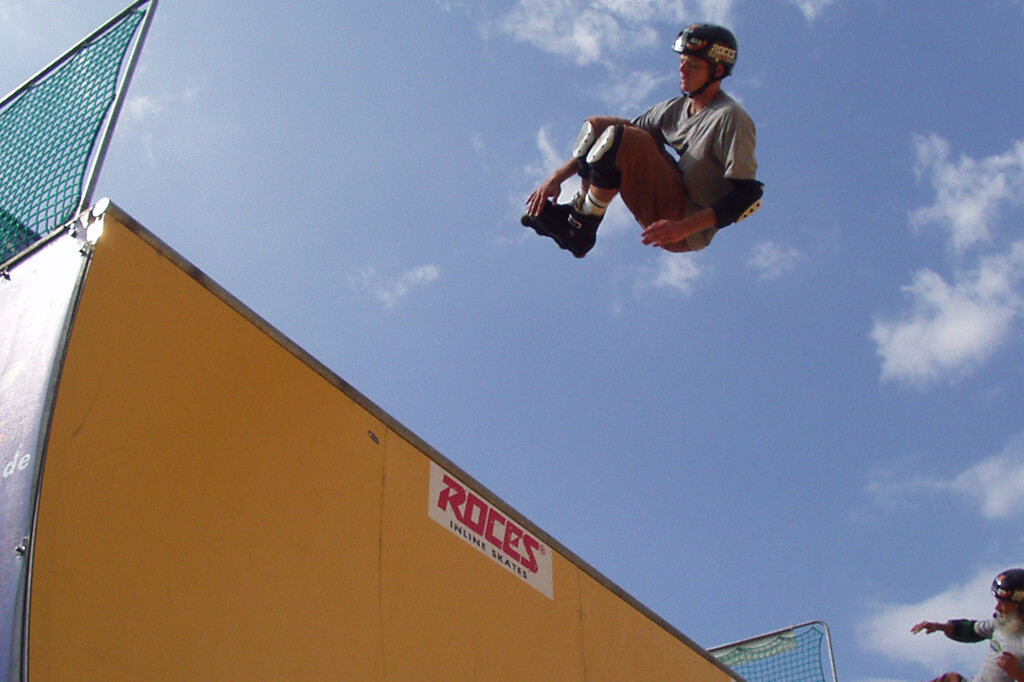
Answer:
[
  {"xmin": 572, "ymin": 121, "xmax": 597, "ymax": 159},
  {"xmin": 583, "ymin": 125, "xmax": 622, "ymax": 189},
  {"xmin": 573, "ymin": 122, "xmax": 598, "ymax": 181}
]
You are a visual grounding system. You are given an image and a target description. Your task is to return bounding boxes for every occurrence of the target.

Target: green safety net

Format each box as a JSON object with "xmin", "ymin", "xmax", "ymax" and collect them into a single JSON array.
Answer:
[
  {"xmin": 0, "ymin": 2, "xmax": 151, "ymax": 264},
  {"xmin": 711, "ymin": 622, "xmax": 835, "ymax": 682}
]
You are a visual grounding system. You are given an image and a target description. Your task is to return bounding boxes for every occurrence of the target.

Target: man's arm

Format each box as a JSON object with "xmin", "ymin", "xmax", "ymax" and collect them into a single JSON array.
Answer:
[
  {"xmin": 911, "ymin": 619, "xmax": 987, "ymax": 643},
  {"xmin": 525, "ymin": 158, "xmax": 580, "ymax": 217}
]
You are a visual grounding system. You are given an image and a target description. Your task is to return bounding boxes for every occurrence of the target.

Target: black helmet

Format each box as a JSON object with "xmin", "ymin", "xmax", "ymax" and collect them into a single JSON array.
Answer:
[
  {"xmin": 992, "ymin": 569, "xmax": 1024, "ymax": 604},
  {"xmin": 673, "ymin": 24, "xmax": 738, "ymax": 79}
]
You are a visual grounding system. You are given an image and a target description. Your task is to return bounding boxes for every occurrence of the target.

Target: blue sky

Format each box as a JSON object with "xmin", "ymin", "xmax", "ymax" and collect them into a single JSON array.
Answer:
[{"xmin": 4, "ymin": 1, "xmax": 1024, "ymax": 679}]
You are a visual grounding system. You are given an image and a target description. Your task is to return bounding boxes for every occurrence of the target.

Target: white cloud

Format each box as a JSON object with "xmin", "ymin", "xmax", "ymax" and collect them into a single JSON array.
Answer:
[
  {"xmin": 870, "ymin": 242, "xmax": 1024, "ymax": 387},
  {"xmin": 858, "ymin": 568, "xmax": 997, "ymax": 675},
  {"xmin": 911, "ymin": 134, "xmax": 1024, "ymax": 254},
  {"xmin": 873, "ymin": 136, "xmax": 1024, "ymax": 387},
  {"xmin": 596, "ymin": 69, "xmax": 669, "ymax": 112},
  {"xmin": 866, "ymin": 433, "xmax": 1024, "ymax": 522},
  {"xmin": 498, "ymin": 2, "xmax": 630, "ymax": 67},
  {"xmin": 125, "ymin": 94, "xmax": 163, "ymax": 121},
  {"xmin": 470, "ymin": 132, "xmax": 485, "ymax": 156},
  {"xmin": 350, "ymin": 265, "xmax": 441, "ymax": 308},
  {"xmin": 493, "ymin": 0, "xmax": 733, "ymax": 67},
  {"xmin": 635, "ymin": 252, "xmax": 704, "ymax": 295},
  {"xmin": 434, "ymin": 0, "xmax": 467, "ymax": 11},
  {"xmin": 747, "ymin": 240, "xmax": 800, "ymax": 281},
  {"xmin": 535, "ymin": 126, "xmax": 564, "ymax": 172},
  {"xmin": 947, "ymin": 434, "xmax": 1024, "ymax": 520},
  {"xmin": 789, "ymin": 0, "xmax": 835, "ymax": 22}
]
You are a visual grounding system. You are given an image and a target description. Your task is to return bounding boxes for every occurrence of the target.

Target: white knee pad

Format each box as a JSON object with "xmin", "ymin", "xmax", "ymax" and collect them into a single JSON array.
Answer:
[
  {"xmin": 572, "ymin": 121, "xmax": 596, "ymax": 159},
  {"xmin": 585, "ymin": 126, "xmax": 618, "ymax": 166}
]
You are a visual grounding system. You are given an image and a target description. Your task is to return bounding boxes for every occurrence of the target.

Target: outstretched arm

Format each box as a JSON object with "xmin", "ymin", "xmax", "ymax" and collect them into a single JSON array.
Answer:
[
  {"xmin": 912, "ymin": 620, "xmax": 953, "ymax": 636},
  {"xmin": 912, "ymin": 619, "xmax": 986, "ymax": 643}
]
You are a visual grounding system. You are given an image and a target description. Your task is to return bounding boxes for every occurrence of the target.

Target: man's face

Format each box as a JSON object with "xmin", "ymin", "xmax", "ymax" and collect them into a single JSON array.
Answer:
[
  {"xmin": 680, "ymin": 55, "xmax": 712, "ymax": 94},
  {"xmin": 995, "ymin": 598, "xmax": 1024, "ymax": 630}
]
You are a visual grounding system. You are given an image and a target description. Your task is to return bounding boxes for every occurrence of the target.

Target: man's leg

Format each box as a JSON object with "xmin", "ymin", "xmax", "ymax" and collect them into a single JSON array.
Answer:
[
  {"xmin": 521, "ymin": 117, "xmax": 628, "ymax": 258},
  {"xmin": 572, "ymin": 117, "xmax": 629, "ymax": 225},
  {"xmin": 611, "ymin": 126, "xmax": 721, "ymax": 252},
  {"xmin": 574, "ymin": 121, "xmax": 707, "ymax": 251},
  {"xmin": 523, "ymin": 115, "xmax": 699, "ymax": 256}
]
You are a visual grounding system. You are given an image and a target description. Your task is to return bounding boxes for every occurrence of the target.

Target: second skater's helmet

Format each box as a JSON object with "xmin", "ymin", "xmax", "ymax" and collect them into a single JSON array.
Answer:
[
  {"xmin": 993, "ymin": 569, "xmax": 1024, "ymax": 604},
  {"xmin": 673, "ymin": 24, "xmax": 738, "ymax": 79}
]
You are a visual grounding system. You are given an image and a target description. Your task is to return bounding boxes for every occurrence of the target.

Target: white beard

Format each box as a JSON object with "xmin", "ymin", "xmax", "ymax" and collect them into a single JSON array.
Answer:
[{"xmin": 996, "ymin": 610, "xmax": 1024, "ymax": 635}]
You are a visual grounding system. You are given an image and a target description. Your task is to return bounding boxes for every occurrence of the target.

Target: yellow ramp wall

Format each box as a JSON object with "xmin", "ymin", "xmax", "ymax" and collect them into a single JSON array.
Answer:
[{"xmin": 28, "ymin": 205, "xmax": 737, "ymax": 680}]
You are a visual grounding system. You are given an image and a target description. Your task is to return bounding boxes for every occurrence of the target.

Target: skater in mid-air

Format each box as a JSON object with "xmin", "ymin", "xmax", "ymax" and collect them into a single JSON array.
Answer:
[
  {"xmin": 911, "ymin": 568, "xmax": 1024, "ymax": 682},
  {"xmin": 523, "ymin": 23, "xmax": 763, "ymax": 258}
]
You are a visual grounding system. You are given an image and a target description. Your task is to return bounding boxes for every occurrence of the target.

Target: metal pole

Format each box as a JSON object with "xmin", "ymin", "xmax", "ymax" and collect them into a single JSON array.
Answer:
[
  {"xmin": 819, "ymin": 620, "xmax": 839, "ymax": 682},
  {"xmin": 78, "ymin": 0, "xmax": 160, "ymax": 213}
]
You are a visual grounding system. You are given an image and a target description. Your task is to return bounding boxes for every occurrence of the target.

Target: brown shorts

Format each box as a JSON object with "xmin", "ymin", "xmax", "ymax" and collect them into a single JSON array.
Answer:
[{"xmin": 585, "ymin": 116, "xmax": 717, "ymax": 252}]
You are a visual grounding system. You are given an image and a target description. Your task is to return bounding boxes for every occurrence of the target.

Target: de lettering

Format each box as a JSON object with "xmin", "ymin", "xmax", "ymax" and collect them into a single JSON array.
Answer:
[{"xmin": 3, "ymin": 452, "xmax": 31, "ymax": 478}]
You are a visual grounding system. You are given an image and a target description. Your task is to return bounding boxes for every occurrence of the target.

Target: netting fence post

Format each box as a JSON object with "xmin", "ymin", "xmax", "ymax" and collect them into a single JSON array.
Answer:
[{"xmin": 0, "ymin": 0, "xmax": 157, "ymax": 265}]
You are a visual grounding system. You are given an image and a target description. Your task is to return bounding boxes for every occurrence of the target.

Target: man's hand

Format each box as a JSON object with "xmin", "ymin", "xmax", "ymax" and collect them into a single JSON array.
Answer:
[
  {"xmin": 996, "ymin": 652, "xmax": 1024, "ymax": 681},
  {"xmin": 526, "ymin": 159, "xmax": 580, "ymax": 217},
  {"xmin": 526, "ymin": 178, "xmax": 562, "ymax": 217},
  {"xmin": 911, "ymin": 621, "xmax": 951, "ymax": 635},
  {"xmin": 641, "ymin": 218, "xmax": 694, "ymax": 248},
  {"xmin": 641, "ymin": 208, "xmax": 716, "ymax": 250}
]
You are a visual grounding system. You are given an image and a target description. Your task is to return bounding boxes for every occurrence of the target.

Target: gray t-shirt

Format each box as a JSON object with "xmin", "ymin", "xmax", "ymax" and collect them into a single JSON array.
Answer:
[{"xmin": 632, "ymin": 92, "xmax": 758, "ymax": 210}]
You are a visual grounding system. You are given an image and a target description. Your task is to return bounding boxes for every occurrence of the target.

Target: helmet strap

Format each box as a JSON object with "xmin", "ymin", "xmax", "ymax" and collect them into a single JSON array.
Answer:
[
  {"xmin": 684, "ymin": 63, "xmax": 725, "ymax": 98},
  {"xmin": 684, "ymin": 81, "xmax": 712, "ymax": 98}
]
